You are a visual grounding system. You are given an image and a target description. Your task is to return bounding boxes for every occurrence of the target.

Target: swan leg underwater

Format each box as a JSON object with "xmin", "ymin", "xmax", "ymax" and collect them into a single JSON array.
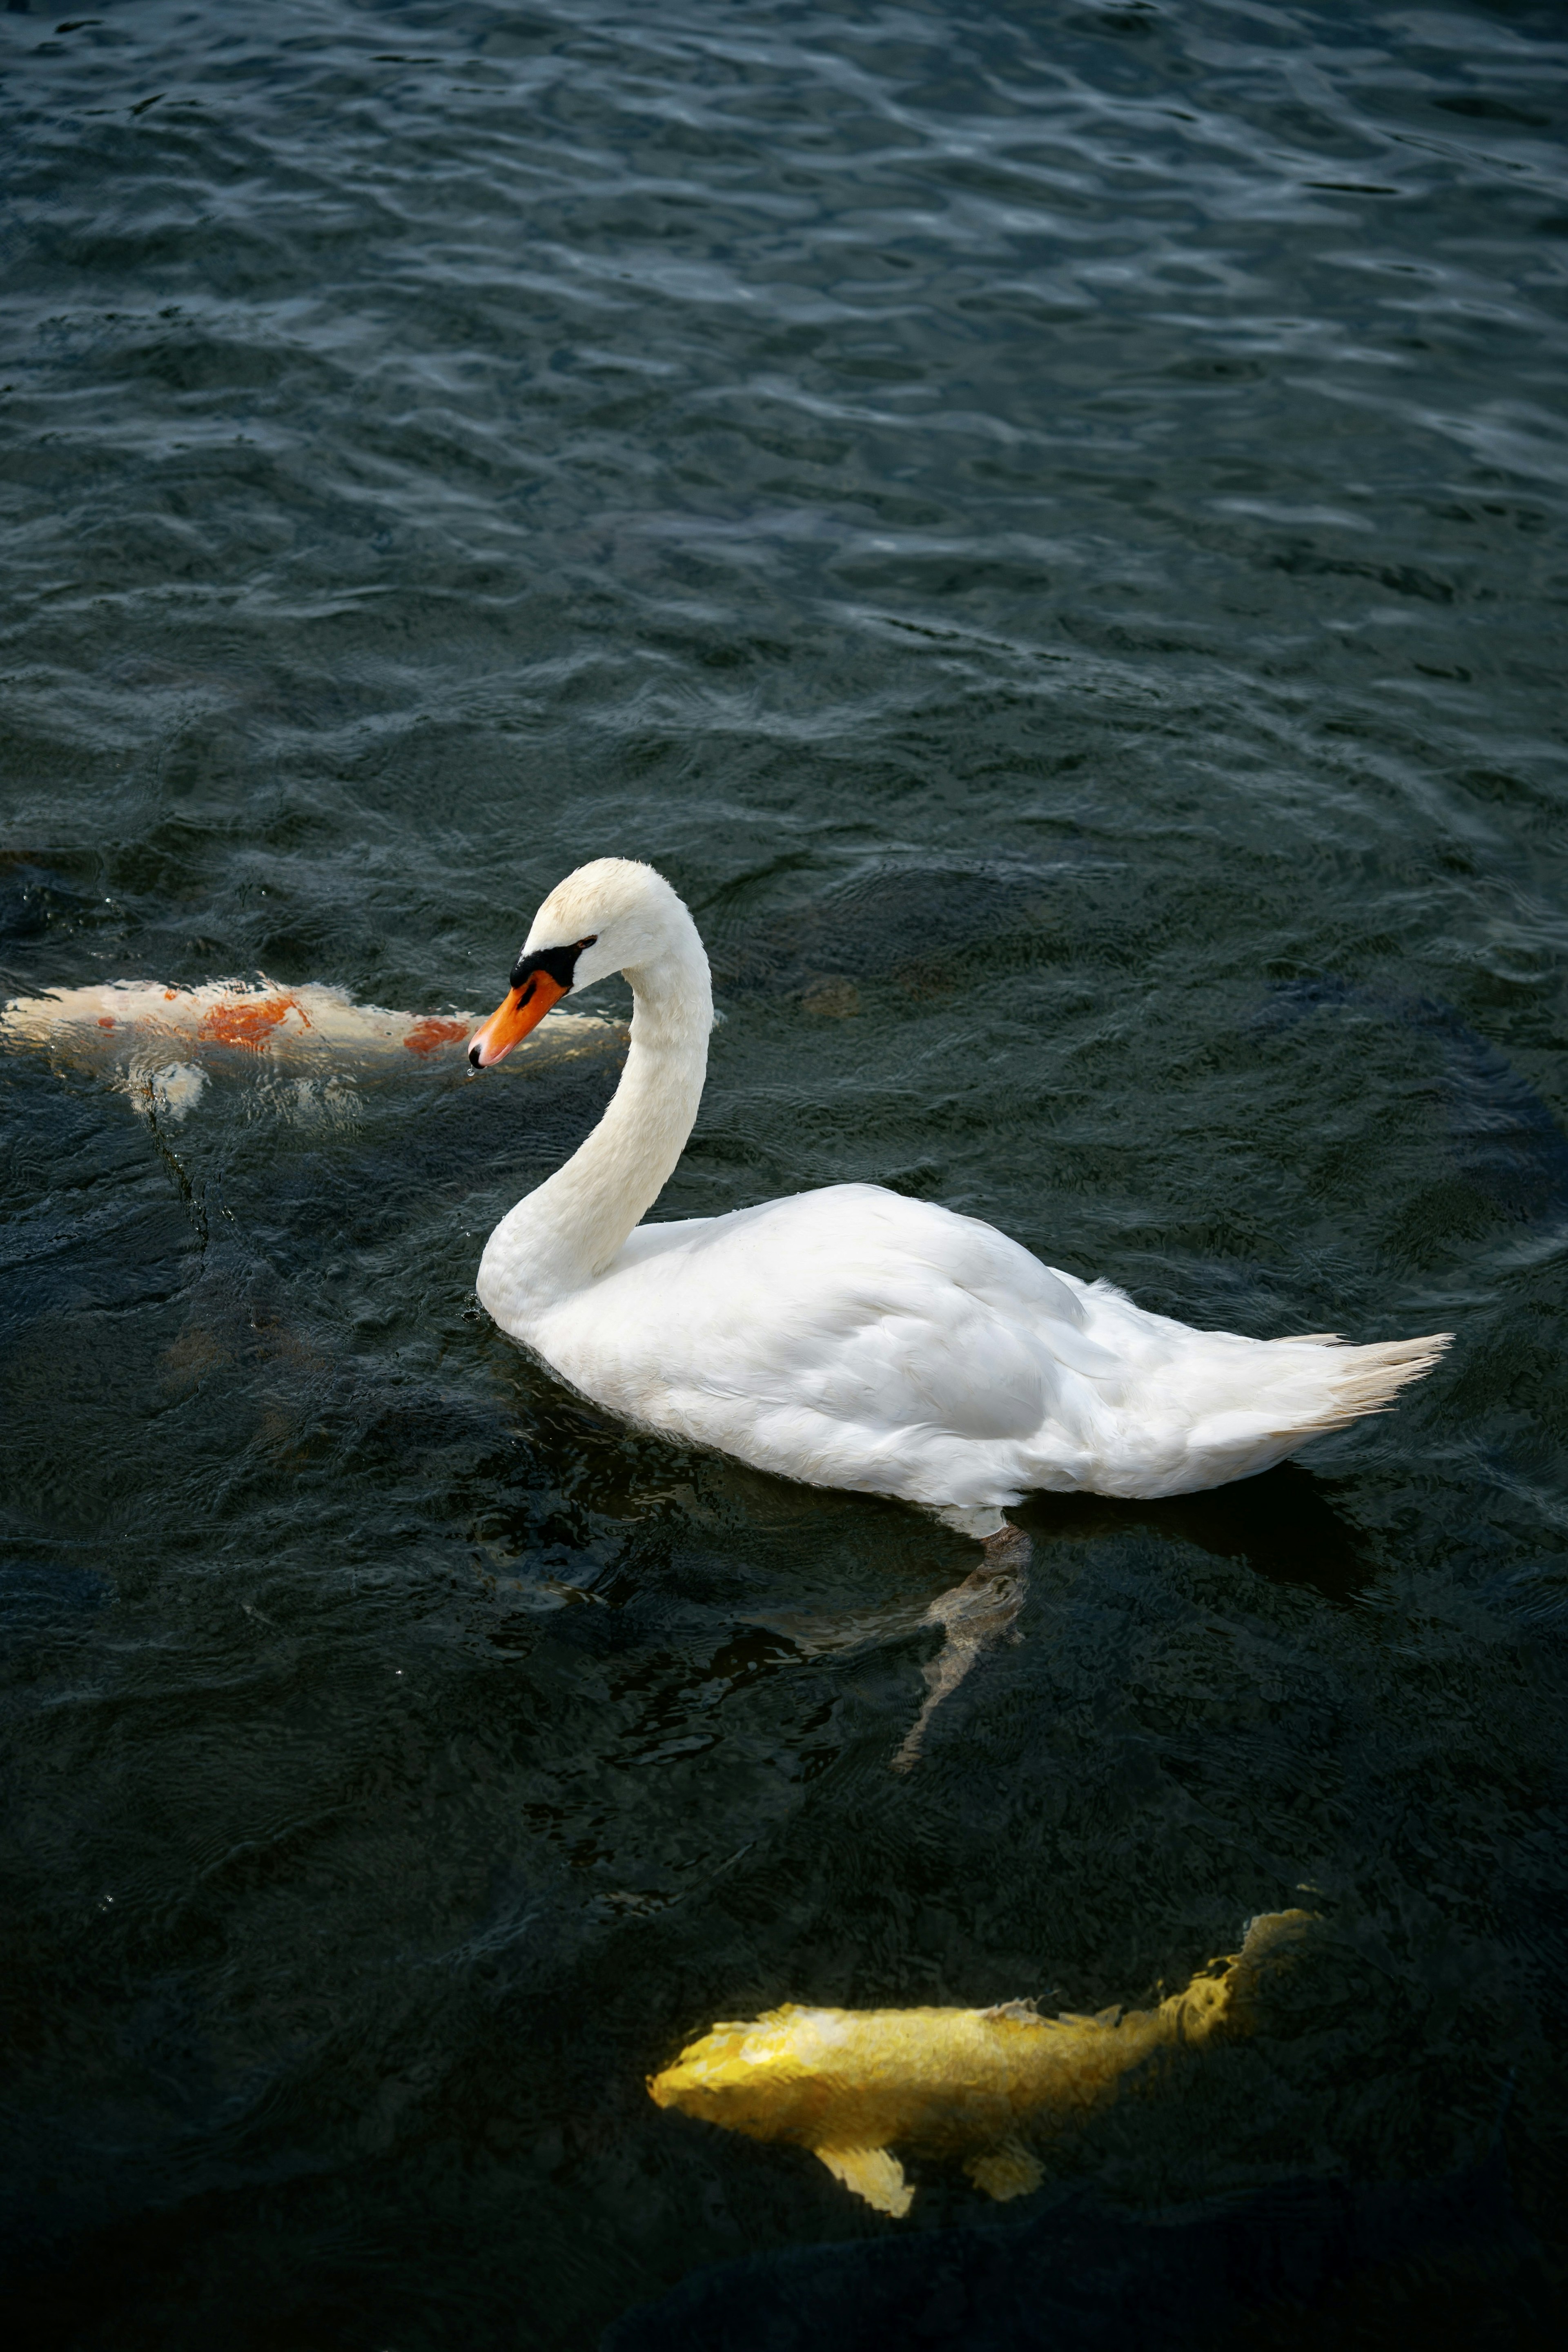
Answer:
[
  {"xmin": 467, "ymin": 860, "xmax": 1450, "ymax": 1758},
  {"xmin": 889, "ymin": 1523, "xmax": 1032, "ymax": 1774}
]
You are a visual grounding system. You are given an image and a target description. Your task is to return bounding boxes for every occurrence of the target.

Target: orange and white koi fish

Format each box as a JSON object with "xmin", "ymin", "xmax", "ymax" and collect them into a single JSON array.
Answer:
[
  {"xmin": 0, "ymin": 978, "xmax": 623, "ymax": 1119},
  {"xmin": 650, "ymin": 1909, "xmax": 1314, "ymax": 2216}
]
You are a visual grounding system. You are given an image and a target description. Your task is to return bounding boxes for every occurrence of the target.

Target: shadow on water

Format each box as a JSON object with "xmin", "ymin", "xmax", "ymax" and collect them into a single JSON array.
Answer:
[
  {"xmin": 0, "ymin": 1561, "xmax": 109, "ymax": 1645},
  {"xmin": 1016, "ymin": 1464, "xmax": 1374, "ymax": 1610},
  {"xmin": 604, "ymin": 2147, "xmax": 1551, "ymax": 2352},
  {"xmin": 0, "ymin": 854, "xmax": 105, "ymax": 993}
]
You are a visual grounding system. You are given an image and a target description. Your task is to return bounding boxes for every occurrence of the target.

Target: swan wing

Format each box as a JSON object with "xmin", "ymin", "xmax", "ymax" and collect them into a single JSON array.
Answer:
[
  {"xmin": 534, "ymin": 1185, "xmax": 1114, "ymax": 1497},
  {"xmin": 527, "ymin": 1183, "xmax": 1448, "ymax": 1506}
]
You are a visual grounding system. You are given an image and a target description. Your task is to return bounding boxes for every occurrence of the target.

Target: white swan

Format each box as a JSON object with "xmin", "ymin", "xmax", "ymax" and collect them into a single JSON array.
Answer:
[{"xmin": 468, "ymin": 859, "xmax": 1449, "ymax": 1535}]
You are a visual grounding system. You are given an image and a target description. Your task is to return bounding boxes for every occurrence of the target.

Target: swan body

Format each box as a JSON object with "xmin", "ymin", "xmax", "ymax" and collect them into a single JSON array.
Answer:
[{"xmin": 470, "ymin": 860, "xmax": 1448, "ymax": 1517}]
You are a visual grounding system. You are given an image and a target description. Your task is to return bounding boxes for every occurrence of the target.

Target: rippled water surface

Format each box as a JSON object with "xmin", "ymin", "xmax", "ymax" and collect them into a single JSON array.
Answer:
[{"xmin": 3, "ymin": 2, "xmax": 1568, "ymax": 2344}]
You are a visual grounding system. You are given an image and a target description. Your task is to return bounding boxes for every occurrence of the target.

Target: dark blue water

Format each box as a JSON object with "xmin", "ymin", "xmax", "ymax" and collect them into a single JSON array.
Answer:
[{"xmin": 2, "ymin": 3, "xmax": 1567, "ymax": 2344}]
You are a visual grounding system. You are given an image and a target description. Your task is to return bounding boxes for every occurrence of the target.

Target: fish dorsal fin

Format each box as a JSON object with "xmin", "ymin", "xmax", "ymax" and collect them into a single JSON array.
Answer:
[
  {"xmin": 980, "ymin": 1998, "xmax": 1040, "ymax": 2022},
  {"xmin": 813, "ymin": 2143, "xmax": 913, "ymax": 2217},
  {"xmin": 964, "ymin": 2140, "xmax": 1045, "ymax": 2203}
]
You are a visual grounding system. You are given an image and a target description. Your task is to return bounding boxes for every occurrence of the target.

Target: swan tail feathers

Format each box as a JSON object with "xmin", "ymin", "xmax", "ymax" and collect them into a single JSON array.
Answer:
[
  {"xmin": 1260, "ymin": 1330, "xmax": 1452, "ymax": 1437},
  {"xmin": 1167, "ymin": 1330, "xmax": 1452, "ymax": 1488}
]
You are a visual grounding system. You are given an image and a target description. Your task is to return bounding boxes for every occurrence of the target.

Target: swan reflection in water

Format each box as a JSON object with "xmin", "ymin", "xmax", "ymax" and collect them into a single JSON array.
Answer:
[
  {"xmin": 650, "ymin": 1909, "xmax": 1315, "ymax": 2216},
  {"xmin": 744, "ymin": 1461, "xmax": 1371, "ymax": 1771}
]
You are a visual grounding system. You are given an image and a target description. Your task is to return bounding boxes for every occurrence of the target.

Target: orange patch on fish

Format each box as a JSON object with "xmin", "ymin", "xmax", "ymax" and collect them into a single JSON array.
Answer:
[
  {"xmin": 403, "ymin": 1016, "xmax": 470, "ymax": 1056},
  {"xmin": 196, "ymin": 992, "xmax": 298, "ymax": 1050}
]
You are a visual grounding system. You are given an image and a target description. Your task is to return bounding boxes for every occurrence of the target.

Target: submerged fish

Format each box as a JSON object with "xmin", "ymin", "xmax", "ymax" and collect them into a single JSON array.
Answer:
[
  {"xmin": 649, "ymin": 1909, "xmax": 1313, "ymax": 2216},
  {"xmin": 1262, "ymin": 976, "xmax": 1568, "ymax": 1223},
  {"xmin": 0, "ymin": 978, "xmax": 624, "ymax": 1120},
  {"xmin": 708, "ymin": 862, "xmax": 1060, "ymax": 1009}
]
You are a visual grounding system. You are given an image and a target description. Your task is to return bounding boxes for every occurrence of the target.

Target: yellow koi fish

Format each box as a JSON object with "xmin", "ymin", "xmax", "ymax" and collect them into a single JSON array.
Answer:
[{"xmin": 650, "ymin": 1908, "xmax": 1312, "ymax": 2216}]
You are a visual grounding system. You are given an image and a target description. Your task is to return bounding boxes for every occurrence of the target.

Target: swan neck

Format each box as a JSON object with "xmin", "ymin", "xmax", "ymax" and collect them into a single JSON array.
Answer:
[{"xmin": 480, "ymin": 937, "xmax": 711, "ymax": 1320}]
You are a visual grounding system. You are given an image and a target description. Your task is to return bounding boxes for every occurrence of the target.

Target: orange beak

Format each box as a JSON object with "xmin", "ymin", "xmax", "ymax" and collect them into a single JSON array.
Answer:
[{"xmin": 467, "ymin": 971, "xmax": 568, "ymax": 1068}]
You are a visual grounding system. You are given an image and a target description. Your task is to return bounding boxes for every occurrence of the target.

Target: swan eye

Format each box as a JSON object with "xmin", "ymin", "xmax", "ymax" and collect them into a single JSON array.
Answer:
[{"xmin": 508, "ymin": 935, "xmax": 597, "ymax": 995}]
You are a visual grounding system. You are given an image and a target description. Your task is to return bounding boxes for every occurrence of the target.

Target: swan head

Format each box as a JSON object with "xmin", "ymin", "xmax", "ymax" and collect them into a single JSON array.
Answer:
[{"xmin": 468, "ymin": 858, "xmax": 706, "ymax": 1067}]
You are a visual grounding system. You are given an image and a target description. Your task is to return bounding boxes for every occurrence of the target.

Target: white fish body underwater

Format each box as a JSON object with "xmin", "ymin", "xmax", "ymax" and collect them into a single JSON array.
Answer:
[{"xmin": 0, "ymin": 977, "xmax": 622, "ymax": 1123}]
